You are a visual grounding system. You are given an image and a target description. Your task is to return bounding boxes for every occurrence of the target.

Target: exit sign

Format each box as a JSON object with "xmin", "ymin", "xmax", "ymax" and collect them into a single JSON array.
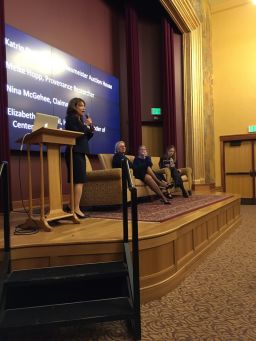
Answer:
[
  {"xmin": 151, "ymin": 108, "xmax": 161, "ymax": 116},
  {"xmin": 248, "ymin": 125, "xmax": 256, "ymax": 133}
]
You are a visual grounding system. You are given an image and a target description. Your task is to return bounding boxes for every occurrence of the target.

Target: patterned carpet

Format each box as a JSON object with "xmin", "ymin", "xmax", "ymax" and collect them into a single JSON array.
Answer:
[
  {"xmin": 6, "ymin": 205, "xmax": 256, "ymax": 341},
  {"xmin": 88, "ymin": 194, "xmax": 233, "ymax": 222}
]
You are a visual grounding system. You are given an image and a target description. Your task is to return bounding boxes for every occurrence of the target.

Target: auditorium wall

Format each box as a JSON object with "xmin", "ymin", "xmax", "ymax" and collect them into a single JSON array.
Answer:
[
  {"xmin": 4, "ymin": 0, "xmax": 166, "ymax": 202},
  {"xmin": 4, "ymin": 0, "xmax": 121, "ymax": 202},
  {"xmin": 5, "ymin": 0, "xmax": 118, "ymax": 75},
  {"xmin": 211, "ymin": 1, "xmax": 256, "ymax": 187}
]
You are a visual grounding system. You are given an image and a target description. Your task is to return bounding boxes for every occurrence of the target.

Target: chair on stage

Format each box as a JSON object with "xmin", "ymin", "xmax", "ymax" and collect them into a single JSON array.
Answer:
[
  {"xmin": 98, "ymin": 153, "xmax": 192, "ymax": 196},
  {"xmin": 150, "ymin": 156, "xmax": 193, "ymax": 195},
  {"xmin": 80, "ymin": 154, "xmax": 174, "ymax": 207},
  {"xmin": 80, "ymin": 156, "xmax": 131, "ymax": 206}
]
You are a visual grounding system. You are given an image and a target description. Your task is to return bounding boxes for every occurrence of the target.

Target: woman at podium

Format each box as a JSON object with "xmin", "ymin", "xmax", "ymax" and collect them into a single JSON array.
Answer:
[{"xmin": 65, "ymin": 97, "xmax": 94, "ymax": 218}]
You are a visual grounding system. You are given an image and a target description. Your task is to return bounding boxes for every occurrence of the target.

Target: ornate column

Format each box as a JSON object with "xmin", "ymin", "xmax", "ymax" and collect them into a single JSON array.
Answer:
[
  {"xmin": 184, "ymin": 27, "xmax": 205, "ymax": 184},
  {"xmin": 160, "ymin": 0, "xmax": 209, "ymax": 186}
]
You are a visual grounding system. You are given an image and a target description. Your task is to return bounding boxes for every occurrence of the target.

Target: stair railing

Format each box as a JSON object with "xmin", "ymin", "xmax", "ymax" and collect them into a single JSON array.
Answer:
[
  {"xmin": 121, "ymin": 158, "xmax": 141, "ymax": 339},
  {"xmin": 0, "ymin": 161, "xmax": 11, "ymax": 303}
]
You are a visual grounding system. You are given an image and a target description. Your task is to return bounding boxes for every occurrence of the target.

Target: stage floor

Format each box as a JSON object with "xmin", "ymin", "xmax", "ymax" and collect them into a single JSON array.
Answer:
[{"xmin": 0, "ymin": 193, "xmax": 241, "ymax": 302}]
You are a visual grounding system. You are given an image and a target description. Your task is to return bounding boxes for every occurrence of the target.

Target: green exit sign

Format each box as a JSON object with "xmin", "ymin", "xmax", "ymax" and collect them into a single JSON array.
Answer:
[
  {"xmin": 151, "ymin": 108, "xmax": 161, "ymax": 116},
  {"xmin": 248, "ymin": 125, "xmax": 256, "ymax": 133}
]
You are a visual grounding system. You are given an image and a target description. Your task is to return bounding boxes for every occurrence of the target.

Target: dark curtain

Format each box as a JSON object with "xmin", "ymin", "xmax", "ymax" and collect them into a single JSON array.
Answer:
[
  {"xmin": 162, "ymin": 17, "xmax": 177, "ymax": 151},
  {"xmin": 0, "ymin": 1, "xmax": 11, "ymax": 210},
  {"xmin": 125, "ymin": 2, "xmax": 142, "ymax": 155}
]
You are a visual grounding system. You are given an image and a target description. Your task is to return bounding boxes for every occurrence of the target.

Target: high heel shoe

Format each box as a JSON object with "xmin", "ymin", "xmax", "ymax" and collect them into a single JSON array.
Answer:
[
  {"xmin": 75, "ymin": 211, "xmax": 90, "ymax": 219},
  {"xmin": 159, "ymin": 183, "xmax": 171, "ymax": 190},
  {"xmin": 161, "ymin": 182, "xmax": 173, "ymax": 190},
  {"xmin": 166, "ymin": 183, "xmax": 174, "ymax": 190},
  {"xmin": 164, "ymin": 192, "xmax": 173, "ymax": 199},
  {"xmin": 160, "ymin": 199, "xmax": 171, "ymax": 205},
  {"xmin": 182, "ymin": 190, "xmax": 189, "ymax": 198}
]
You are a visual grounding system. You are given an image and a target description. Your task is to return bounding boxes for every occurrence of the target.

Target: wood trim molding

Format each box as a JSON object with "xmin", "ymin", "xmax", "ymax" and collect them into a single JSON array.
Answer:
[
  {"xmin": 220, "ymin": 139, "xmax": 226, "ymax": 191},
  {"xmin": 220, "ymin": 133, "xmax": 256, "ymax": 142},
  {"xmin": 192, "ymin": 182, "xmax": 215, "ymax": 192},
  {"xmin": 159, "ymin": 0, "xmax": 201, "ymax": 33}
]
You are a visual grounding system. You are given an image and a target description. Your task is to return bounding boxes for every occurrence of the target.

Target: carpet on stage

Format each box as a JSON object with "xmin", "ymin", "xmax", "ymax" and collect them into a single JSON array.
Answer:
[{"xmin": 88, "ymin": 194, "xmax": 233, "ymax": 222}]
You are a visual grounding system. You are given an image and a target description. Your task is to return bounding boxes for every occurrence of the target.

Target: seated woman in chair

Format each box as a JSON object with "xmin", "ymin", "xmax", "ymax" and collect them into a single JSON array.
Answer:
[
  {"xmin": 112, "ymin": 141, "xmax": 133, "ymax": 169},
  {"xmin": 133, "ymin": 145, "xmax": 171, "ymax": 204},
  {"xmin": 159, "ymin": 145, "xmax": 189, "ymax": 198}
]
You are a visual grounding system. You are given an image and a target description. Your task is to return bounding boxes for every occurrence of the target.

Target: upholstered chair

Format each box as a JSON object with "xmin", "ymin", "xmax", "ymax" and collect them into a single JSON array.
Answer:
[
  {"xmin": 150, "ymin": 156, "xmax": 192, "ymax": 195},
  {"xmin": 80, "ymin": 156, "xmax": 131, "ymax": 206}
]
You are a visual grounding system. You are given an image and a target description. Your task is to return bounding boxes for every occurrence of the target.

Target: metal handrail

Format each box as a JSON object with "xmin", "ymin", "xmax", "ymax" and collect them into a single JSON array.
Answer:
[
  {"xmin": 0, "ymin": 161, "xmax": 11, "ymax": 306},
  {"xmin": 0, "ymin": 161, "xmax": 10, "ymax": 253},
  {"xmin": 121, "ymin": 158, "xmax": 141, "ymax": 338}
]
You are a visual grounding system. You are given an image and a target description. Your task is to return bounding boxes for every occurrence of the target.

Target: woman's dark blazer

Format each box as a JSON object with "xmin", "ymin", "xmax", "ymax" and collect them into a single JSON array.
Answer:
[{"xmin": 65, "ymin": 114, "xmax": 94, "ymax": 154}]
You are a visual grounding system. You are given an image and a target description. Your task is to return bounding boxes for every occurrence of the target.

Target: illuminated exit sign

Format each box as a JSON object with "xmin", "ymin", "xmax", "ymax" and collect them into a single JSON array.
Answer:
[
  {"xmin": 248, "ymin": 125, "xmax": 256, "ymax": 133},
  {"xmin": 151, "ymin": 108, "xmax": 161, "ymax": 116}
]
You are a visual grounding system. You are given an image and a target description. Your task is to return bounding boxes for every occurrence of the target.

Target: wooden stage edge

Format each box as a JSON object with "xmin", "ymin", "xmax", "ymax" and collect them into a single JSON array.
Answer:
[{"xmin": 1, "ymin": 194, "xmax": 241, "ymax": 303}]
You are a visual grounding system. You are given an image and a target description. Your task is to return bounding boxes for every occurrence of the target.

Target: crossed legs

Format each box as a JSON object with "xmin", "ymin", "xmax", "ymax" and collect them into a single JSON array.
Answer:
[
  {"xmin": 143, "ymin": 168, "xmax": 170, "ymax": 203},
  {"xmin": 145, "ymin": 167, "xmax": 168, "ymax": 187}
]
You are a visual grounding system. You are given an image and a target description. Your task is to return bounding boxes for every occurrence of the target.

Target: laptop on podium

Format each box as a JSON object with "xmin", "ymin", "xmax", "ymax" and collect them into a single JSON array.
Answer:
[{"xmin": 32, "ymin": 113, "xmax": 59, "ymax": 132}]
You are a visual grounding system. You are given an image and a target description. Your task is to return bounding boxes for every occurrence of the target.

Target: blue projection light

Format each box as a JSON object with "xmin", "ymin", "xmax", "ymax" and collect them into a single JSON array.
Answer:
[{"xmin": 5, "ymin": 24, "xmax": 120, "ymax": 153}]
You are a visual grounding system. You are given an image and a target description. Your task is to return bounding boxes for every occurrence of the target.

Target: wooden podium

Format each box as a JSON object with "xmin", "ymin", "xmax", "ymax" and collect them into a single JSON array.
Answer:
[{"xmin": 20, "ymin": 127, "xmax": 83, "ymax": 231}]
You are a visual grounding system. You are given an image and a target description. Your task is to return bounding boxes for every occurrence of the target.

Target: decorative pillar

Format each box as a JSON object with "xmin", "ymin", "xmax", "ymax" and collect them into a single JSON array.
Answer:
[{"xmin": 184, "ymin": 27, "xmax": 206, "ymax": 184}]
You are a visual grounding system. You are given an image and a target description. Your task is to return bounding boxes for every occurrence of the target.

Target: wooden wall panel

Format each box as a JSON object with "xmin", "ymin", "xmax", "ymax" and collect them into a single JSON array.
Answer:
[
  {"xmin": 50, "ymin": 253, "xmax": 123, "ymax": 267},
  {"xmin": 218, "ymin": 210, "xmax": 227, "ymax": 231},
  {"xmin": 207, "ymin": 216, "xmax": 218, "ymax": 239},
  {"xmin": 7, "ymin": 196, "xmax": 241, "ymax": 303},
  {"xmin": 224, "ymin": 141, "xmax": 251, "ymax": 172},
  {"xmin": 139, "ymin": 242, "xmax": 174, "ymax": 277},
  {"xmin": 12, "ymin": 257, "xmax": 50, "ymax": 270},
  {"xmin": 176, "ymin": 230, "xmax": 194, "ymax": 266},
  {"xmin": 194, "ymin": 222, "xmax": 207, "ymax": 250},
  {"xmin": 227, "ymin": 206, "xmax": 235, "ymax": 222},
  {"xmin": 142, "ymin": 125, "xmax": 163, "ymax": 156},
  {"xmin": 226, "ymin": 176, "xmax": 253, "ymax": 197}
]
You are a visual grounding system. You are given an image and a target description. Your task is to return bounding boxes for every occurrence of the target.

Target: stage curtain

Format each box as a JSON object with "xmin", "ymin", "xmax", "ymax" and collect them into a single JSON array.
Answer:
[
  {"xmin": 0, "ymin": 2, "xmax": 11, "ymax": 210},
  {"xmin": 162, "ymin": 18, "xmax": 185, "ymax": 167},
  {"xmin": 125, "ymin": 2, "xmax": 142, "ymax": 155},
  {"xmin": 162, "ymin": 17, "xmax": 177, "ymax": 151}
]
